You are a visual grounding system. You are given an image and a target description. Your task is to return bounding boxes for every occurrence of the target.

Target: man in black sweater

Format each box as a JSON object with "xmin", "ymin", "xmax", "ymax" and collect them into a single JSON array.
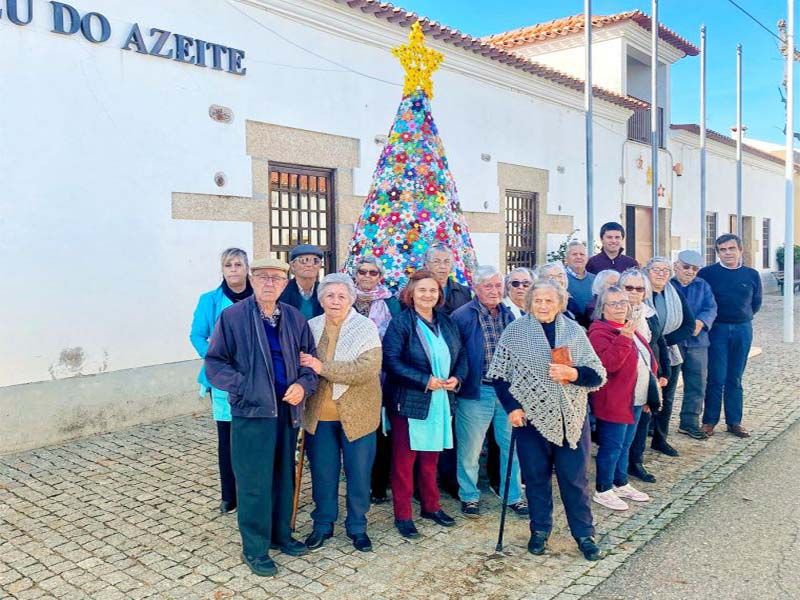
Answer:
[{"xmin": 698, "ymin": 234, "xmax": 762, "ymax": 438}]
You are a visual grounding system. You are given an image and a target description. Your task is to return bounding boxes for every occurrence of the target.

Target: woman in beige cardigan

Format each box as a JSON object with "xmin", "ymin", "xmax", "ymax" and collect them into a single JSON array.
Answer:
[{"xmin": 299, "ymin": 273, "xmax": 383, "ymax": 553}]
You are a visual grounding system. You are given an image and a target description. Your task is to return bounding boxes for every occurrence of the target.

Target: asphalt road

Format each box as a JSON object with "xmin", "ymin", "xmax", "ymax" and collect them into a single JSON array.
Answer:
[{"xmin": 591, "ymin": 420, "xmax": 800, "ymax": 600}]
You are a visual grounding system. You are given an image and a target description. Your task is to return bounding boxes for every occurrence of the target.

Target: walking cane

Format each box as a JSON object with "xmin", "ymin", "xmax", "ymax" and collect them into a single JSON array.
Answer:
[
  {"xmin": 495, "ymin": 426, "xmax": 518, "ymax": 552},
  {"xmin": 291, "ymin": 430, "xmax": 305, "ymax": 532}
]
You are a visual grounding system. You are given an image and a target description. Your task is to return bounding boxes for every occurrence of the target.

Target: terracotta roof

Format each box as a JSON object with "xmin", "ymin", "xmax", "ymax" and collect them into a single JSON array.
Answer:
[
  {"xmin": 332, "ymin": 0, "xmax": 648, "ymax": 111},
  {"xmin": 670, "ymin": 124, "xmax": 787, "ymax": 166},
  {"xmin": 483, "ymin": 11, "xmax": 699, "ymax": 57}
]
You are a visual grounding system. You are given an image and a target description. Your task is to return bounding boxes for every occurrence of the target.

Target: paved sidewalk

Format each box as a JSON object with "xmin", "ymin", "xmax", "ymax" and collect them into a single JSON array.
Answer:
[{"xmin": 1, "ymin": 297, "xmax": 798, "ymax": 600}]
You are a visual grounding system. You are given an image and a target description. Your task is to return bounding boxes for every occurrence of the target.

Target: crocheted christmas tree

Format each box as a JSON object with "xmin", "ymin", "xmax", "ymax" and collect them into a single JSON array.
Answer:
[{"xmin": 342, "ymin": 22, "xmax": 478, "ymax": 290}]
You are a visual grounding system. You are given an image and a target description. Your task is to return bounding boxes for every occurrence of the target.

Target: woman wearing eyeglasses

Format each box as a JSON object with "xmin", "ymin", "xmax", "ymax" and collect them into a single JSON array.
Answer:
[
  {"xmin": 502, "ymin": 267, "xmax": 535, "ymax": 318},
  {"xmin": 351, "ymin": 256, "xmax": 402, "ymax": 504},
  {"xmin": 588, "ymin": 286, "xmax": 660, "ymax": 511}
]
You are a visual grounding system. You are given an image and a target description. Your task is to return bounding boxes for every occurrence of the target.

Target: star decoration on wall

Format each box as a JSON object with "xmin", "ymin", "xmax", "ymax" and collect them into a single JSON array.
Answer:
[{"xmin": 392, "ymin": 22, "xmax": 444, "ymax": 99}]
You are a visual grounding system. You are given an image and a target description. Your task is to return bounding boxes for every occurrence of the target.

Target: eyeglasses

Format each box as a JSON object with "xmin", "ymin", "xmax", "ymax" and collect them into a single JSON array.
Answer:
[
  {"xmin": 510, "ymin": 280, "xmax": 532, "ymax": 288},
  {"xmin": 357, "ymin": 269, "xmax": 381, "ymax": 277},
  {"xmin": 252, "ymin": 274, "xmax": 288, "ymax": 285},
  {"xmin": 649, "ymin": 268, "xmax": 671, "ymax": 275},
  {"xmin": 293, "ymin": 256, "xmax": 322, "ymax": 266},
  {"xmin": 623, "ymin": 285, "xmax": 646, "ymax": 293},
  {"xmin": 604, "ymin": 300, "xmax": 630, "ymax": 308},
  {"xmin": 428, "ymin": 259, "xmax": 452, "ymax": 266},
  {"xmin": 679, "ymin": 263, "xmax": 700, "ymax": 272}
]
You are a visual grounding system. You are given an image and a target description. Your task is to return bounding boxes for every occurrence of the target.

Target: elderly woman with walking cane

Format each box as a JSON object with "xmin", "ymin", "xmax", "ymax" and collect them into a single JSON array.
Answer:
[
  {"xmin": 299, "ymin": 273, "xmax": 383, "ymax": 553},
  {"xmin": 487, "ymin": 279, "xmax": 607, "ymax": 561}
]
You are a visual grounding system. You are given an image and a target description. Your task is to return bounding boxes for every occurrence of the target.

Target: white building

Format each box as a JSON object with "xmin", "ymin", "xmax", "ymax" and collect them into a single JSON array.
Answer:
[{"xmin": 0, "ymin": 0, "xmax": 786, "ymax": 452}]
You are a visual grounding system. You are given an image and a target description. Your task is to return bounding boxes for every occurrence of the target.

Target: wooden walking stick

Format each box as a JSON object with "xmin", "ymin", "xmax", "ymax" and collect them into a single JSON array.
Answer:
[
  {"xmin": 291, "ymin": 430, "xmax": 305, "ymax": 532},
  {"xmin": 495, "ymin": 427, "xmax": 518, "ymax": 552}
]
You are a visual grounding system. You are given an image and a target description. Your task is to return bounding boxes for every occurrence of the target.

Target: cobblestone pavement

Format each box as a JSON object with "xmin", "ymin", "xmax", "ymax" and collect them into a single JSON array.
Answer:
[{"xmin": 1, "ymin": 297, "xmax": 798, "ymax": 600}]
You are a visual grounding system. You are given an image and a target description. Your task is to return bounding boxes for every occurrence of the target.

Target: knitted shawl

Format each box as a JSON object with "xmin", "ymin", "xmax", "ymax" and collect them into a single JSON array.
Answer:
[{"xmin": 487, "ymin": 314, "xmax": 607, "ymax": 448}]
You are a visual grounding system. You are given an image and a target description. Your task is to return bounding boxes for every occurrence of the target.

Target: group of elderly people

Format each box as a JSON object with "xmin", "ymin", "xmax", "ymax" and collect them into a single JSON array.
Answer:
[{"xmin": 190, "ymin": 221, "xmax": 761, "ymax": 576}]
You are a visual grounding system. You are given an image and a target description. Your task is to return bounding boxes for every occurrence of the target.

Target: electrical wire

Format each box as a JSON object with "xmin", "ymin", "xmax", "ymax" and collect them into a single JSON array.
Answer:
[{"xmin": 724, "ymin": 0, "xmax": 784, "ymax": 43}]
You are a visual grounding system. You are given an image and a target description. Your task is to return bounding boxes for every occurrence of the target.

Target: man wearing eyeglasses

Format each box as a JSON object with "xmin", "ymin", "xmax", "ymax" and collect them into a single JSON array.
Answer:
[
  {"xmin": 280, "ymin": 244, "xmax": 325, "ymax": 320},
  {"xmin": 205, "ymin": 257, "xmax": 319, "ymax": 577},
  {"xmin": 671, "ymin": 250, "xmax": 718, "ymax": 441},
  {"xmin": 424, "ymin": 244, "xmax": 472, "ymax": 315}
]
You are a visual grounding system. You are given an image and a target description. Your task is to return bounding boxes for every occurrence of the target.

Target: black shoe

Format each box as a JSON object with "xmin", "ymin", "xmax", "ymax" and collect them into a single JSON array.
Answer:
[
  {"xmin": 421, "ymin": 509, "xmax": 456, "ymax": 527},
  {"xmin": 347, "ymin": 532, "xmax": 373, "ymax": 552},
  {"xmin": 270, "ymin": 538, "xmax": 308, "ymax": 557},
  {"xmin": 575, "ymin": 536, "xmax": 605, "ymax": 561},
  {"xmin": 461, "ymin": 501, "xmax": 480, "ymax": 518},
  {"xmin": 241, "ymin": 553, "xmax": 277, "ymax": 577},
  {"xmin": 628, "ymin": 463, "xmax": 656, "ymax": 483},
  {"xmin": 508, "ymin": 500, "xmax": 529, "ymax": 517},
  {"xmin": 219, "ymin": 500, "xmax": 237, "ymax": 514},
  {"xmin": 395, "ymin": 519, "xmax": 421, "ymax": 539},
  {"xmin": 371, "ymin": 493, "xmax": 389, "ymax": 505},
  {"xmin": 678, "ymin": 426, "xmax": 708, "ymax": 440},
  {"xmin": 527, "ymin": 531, "xmax": 549, "ymax": 555},
  {"xmin": 304, "ymin": 530, "xmax": 332, "ymax": 551},
  {"xmin": 651, "ymin": 441, "xmax": 679, "ymax": 457}
]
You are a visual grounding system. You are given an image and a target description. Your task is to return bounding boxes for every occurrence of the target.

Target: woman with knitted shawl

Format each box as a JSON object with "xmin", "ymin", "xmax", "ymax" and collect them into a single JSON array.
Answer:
[{"xmin": 487, "ymin": 279, "xmax": 607, "ymax": 561}]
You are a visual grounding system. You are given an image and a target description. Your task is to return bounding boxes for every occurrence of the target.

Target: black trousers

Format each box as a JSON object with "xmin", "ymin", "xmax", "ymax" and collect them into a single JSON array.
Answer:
[
  {"xmin": 215, "ymin": 420, "xmax": 237, "ymax": 504},
  {"xmin": 437, "ymin": 420, "xmax": 459, "ymax": 495},
  {"xmin": 516, "ymin": 419, "xmax": 594, "ymax": 539},
  {"xmin": 651, "ymin": 365, "xmax": 681, "ymax": 446},
  {"xmin": 629, "ymin": 408, "xmax": 650, "ymax": 468},
  {"xmin": 371, "ymin": 429, "xmax": 392, "ymax": 498},
  {"xmin": 230, "ymin": 401, "xmax": 297, "ymax": 559}
]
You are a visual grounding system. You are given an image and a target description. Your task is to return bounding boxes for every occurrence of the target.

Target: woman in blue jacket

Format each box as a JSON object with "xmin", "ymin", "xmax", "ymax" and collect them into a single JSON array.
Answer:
[{"xmin": 190, "ymin": 248, "xmax": 252, "ymax": 514}]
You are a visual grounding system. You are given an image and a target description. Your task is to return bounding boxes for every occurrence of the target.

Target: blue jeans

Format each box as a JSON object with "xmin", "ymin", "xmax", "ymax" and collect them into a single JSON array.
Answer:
[
  {"xmin": 595, "ymin": 406, "xmax": 643, "ymax": 492},
  {"xmin": 703, "ymin": 322, "xmax": 753, "ymax": 427},
  {"xmin": 306, "ymin": 421, "xmax": 376, "ymax": 535},
  {"xmin": 456, "ymin": 385, "xmax": 521, "ymax": 505}
]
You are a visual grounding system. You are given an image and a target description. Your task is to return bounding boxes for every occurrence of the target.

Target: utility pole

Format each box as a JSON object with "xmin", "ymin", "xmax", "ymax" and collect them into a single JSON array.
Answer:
[
  {"xmin": 736, "ymin": 44, "xmax": 743, "ymax": 240},
  {"xmin": 585, "ymin": 0, "xmax": 595, "ymax": 250},
  {"xmin": 651, "ymin": 0, "xmax": 660, "ymax": 256},
  {"xmin": 781, "ymin": 4, "xmax": 795, "ymax": 343},
  {"xmin": 700, "ymin": 25, "xmax": 707, "ymax": 259}
]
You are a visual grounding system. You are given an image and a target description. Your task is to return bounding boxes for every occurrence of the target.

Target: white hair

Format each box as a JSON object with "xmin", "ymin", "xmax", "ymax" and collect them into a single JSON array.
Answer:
[
  {"xmin": 618, "ymin": 268, "xmax": 652, "ymax": 301},
  {"xmin": 645, "ymin": 256, "xmax": 673, "ymax": 275},
  {"xmin": 473, "ymin": 265, "xmax": 502, "ymax": 286},
  {"xmin": 593, "ymin": 285, "xmax": 632, "ymax": 321},
  {"xmin": 504, "ymin": 267, "xmax": 536, "ymax": 295},
  {"xmin": 591, "ymin": 269, "xmax": 621, "ymax": 296},
  {"xmin": 525, "ymin": 278, "xmax": 569, "ymax": 313},
  {"xmin": 536, "ymin": 262, "xmax": 567, "ymax": 280},
  {"xmin": 317, "ymin": 273, "xmax": 357, "ymax": 303}
]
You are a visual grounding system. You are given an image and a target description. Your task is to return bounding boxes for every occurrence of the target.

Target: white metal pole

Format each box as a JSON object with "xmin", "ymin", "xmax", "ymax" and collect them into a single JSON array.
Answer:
[
  {"xmin": 784, "ymin": 0, "xmax": 795, "ymax": 343},
  {"xmin": 700, "ymin": 26, "xmax": 707, "ymax": 258},
  {"xmin": 651, "ymin": 0, "xmax": 659, "ymax": 256},
  {"xmin": 585, "ymin": 0, "xmax": 594, "ymax": 250},
  {"xmin": 736, "ymin": 44, "xmax": 743, "ymax": 240}
]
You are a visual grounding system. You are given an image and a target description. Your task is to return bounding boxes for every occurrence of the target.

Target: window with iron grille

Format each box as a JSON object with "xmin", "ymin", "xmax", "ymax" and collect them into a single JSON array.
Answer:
[
  {"xmin": 505, "ymin": 190, "xmax": 537, "ymax": 271},
  {"xmin": 268, "ymin": 163, "xmax": 336, "ymax": 272},
  {"xmin": 762, "ymin": 218, "xmax": 771, "ymax": 269},
  {"xmin": 705, "ymin": 212, "xmax": 718, "ymax": 266}
]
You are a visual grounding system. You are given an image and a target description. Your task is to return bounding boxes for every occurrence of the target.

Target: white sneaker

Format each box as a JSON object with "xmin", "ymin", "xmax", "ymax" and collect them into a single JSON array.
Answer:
[
  {"xmin": 613, "ymin": 483, "xmax": 650, "ymax": 502},
  {"xmin": 592, "ymin": 489, "xmax": 629, "ymax": 511}
]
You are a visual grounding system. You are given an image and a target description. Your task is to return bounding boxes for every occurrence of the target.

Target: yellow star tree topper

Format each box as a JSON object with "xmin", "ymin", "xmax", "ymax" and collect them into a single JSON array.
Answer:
[{"xmin": 392, "ymin": 21, "xmax": 444, "ymax": 98}]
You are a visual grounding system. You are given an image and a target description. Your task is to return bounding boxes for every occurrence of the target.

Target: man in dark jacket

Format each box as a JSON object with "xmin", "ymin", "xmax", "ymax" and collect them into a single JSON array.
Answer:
[
  {"xmin": 206, "ymin": 257, "xmax": 318, "ymax": 577},
  {"xmin": 279, "ymin": 244, "xmax": 324, "ymax": 319},
  {"xmin": 425, "ymin": 243, "xmax": 471, "ymax": 314},
  {"xmin": 672, "ymin": 250, "xmax": 718, "ymax": 440},
  {"xmin": 451, "ymin": 266, "xmax": 526, "ymax": 519},
  {"xmin": 586, "ymin": 222, "xmax": 639, "ymax": 274}
]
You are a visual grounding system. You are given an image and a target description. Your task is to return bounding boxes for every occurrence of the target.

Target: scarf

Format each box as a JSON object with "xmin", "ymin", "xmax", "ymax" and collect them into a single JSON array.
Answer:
[
  {"xmin": 354, "ymin": 285, "xmax": 394, "ymax": 338},
  {"xmin": 221, "ymin": 279, "xmax": 253, "ymax": 303},
  {"xmin": 487, "ymin": 314, "xmax": 607, "ymax": 448},
  {"xmin": 630, "ymin": 302, "xmax": 656, "ymax": 342},
  {"xmin": 308, "ymin": 308, "xmax": 382, "ymax": 400},
  {"xmin": 647, "ymin": 283, "xmax": 684, "ymax": 366}
]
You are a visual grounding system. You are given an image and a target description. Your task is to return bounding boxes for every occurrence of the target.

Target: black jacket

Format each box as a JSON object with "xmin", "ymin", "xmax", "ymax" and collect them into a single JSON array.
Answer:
[
  {"xmin": 382, "ymin": 307, "xmax": 468, "ymax": 420},
  {"xmin": 279, "ymin": 279, "xmax": 324, "ymax": 318},
  {"xmin": 205, "ymin": 297, "xmax": 318, "ymax": 425},
  {"xmin": 442, "ymin": 279, "xmax": 472, "ymax": 315},
  {"xmin": 646, "ymin": 314, "xmax": 672, "ymax": 381}
]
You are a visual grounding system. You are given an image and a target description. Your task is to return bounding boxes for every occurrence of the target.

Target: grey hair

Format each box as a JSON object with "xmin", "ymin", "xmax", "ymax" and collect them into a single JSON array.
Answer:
[
  {"xmin": 504, "ymin": 267, "xmax": 536, "ymax": 295},
  {"xmin": 566, "ymin": 240, "xmax": 587, "ymax": 252},
  {"xmin": 645, "ymin": 256, "xmax": 673, "ymax": 275},
  {"xmin": 591, "ymin": 269, "xmax": 621, "ymax": 296},
  {"xmin": 317, "ymin": 273, "xmax": 357, "ymax": 303},
  {"xmin": 618, "ymin": 268, "xmax": 652, "ymax": 302},
  {"xmin": 593, "ymin": 285, "xmax": 632, "ymax": 321},
  {"xmin": 424, "ymin": 243, "xmax": 452, "ymax": 263},
  {"xmin": 220, "ymin": 247, "xmax": 249, "ymax": 271},
  {"xmin": 536, "ymin": 262, "xmax": 567, "ymax": 281},
  {"xmin": 525, "ymin": 278, "xmax": 569, "ymax": 313},
  {"xmin": 473, "ymin": 264, "xmax": 502, "ymax": 286},
  {"xmin": 354, "ymin": 255, "xmax": 385, "ymax": 275}
]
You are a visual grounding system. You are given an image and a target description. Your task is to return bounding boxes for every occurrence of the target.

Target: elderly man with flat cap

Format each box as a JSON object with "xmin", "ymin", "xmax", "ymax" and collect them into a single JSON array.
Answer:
[
  {"xmin": 280, "ymin": 244, "xmax": 325, "ymax": 320},
  {"xmin": 672, "ymin": 250, "xmax": 717, "ymax": 440},
  {"xmin": 205, "ymin": 257, "xmax": 319, "ymax": 577}
]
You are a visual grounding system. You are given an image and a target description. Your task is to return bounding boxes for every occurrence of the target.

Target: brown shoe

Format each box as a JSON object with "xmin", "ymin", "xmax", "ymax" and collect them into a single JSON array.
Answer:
[
  {"xmin": 727, "ymin": 425, "xmax": 751, "ymax": 438},
  {"xmin": 701, "ymin": 424, "xmax": 715, "ymax": 437}
]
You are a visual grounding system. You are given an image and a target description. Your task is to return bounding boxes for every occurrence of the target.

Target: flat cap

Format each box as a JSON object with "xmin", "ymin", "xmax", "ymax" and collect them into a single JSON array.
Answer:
[
  {"xmin": 289, "ymin": 244, "xmax": 324, "ymax": 261},
  {"xmin": 677, "ymin": 249, "xmax": 704, "ymax": 268},
  {"xmin": 250, "ymin": 257, "xmax": 290, "ymax": 273}
]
